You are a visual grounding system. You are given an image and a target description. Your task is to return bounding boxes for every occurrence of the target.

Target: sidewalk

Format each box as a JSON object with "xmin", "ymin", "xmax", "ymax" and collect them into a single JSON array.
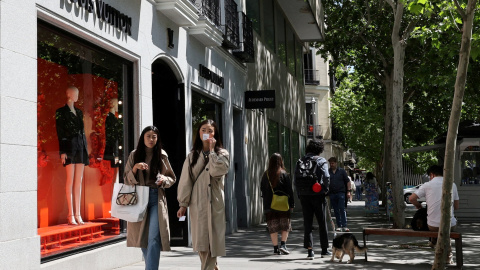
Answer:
[{"xmin": 115, "ymin": 201, "xmax": 479, "ymax": 269}]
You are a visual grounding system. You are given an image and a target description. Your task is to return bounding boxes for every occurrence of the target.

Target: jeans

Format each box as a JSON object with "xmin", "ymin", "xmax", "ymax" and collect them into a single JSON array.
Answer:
[
  {"xmin": 141, "ymin": 189, "xmax": 161, "ymax": 270},
  {"xmin": 299, "ymin": 195, "xmax": 329, "ymax": 251},
  {"xmin": 330, "ymin": 192, "xmax": 347, "ymax": 228},
  {"xmin": 355, "ymin": 186, "xmax": 362, "ymax": 200}
]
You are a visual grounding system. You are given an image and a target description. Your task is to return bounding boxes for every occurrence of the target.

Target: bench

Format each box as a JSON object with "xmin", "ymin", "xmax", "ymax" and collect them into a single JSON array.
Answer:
[{"xmin": 362, "ymin": 228, "xmax": 463, "ymax": 268}]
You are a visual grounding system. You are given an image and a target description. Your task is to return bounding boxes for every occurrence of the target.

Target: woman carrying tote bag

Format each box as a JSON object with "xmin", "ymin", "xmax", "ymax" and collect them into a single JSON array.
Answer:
[
  {"xmin": 124, "ymin": 126, "xmax": 176, "ymax": 270},
  {"xmin": 260, "ymin": 153, "xmax": 295, "ymax": 255}
]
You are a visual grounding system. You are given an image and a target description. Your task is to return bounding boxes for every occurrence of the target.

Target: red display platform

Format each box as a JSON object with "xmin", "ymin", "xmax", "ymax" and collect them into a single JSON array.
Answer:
[
  {"xmin": 38, "ymin": 222, "xmax": 107, "ymax": 251},
  {"xmin": 91, "ymin": 218, "xmax": 121, "ymax": 235}
]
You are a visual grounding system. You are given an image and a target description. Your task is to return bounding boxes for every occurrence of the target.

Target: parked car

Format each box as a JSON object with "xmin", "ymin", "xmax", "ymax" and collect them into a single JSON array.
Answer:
[{"xmin": 403, "ymin": 184, "xmax": 426, "ymax": 204}]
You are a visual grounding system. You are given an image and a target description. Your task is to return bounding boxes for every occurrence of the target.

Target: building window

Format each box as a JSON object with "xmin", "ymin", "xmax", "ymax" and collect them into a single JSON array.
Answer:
[
  {"xmin": 191, "ymin": 91, "xmax": 223, "ymax": 140},
  {"xmin": 275, "ymin": 3, "xmax": 286, "ymax": 65},
  {"xmin": 296, "ymin": 41, "xmax": 304, "ymax": 83},
  {"xmin": 246, "ymin": 0, "xmax": 260, "ymax": 34},
  {"xmin": 262, "ymin": 0, "xmax": 275, "ymax": 52},
  {"xmin": 460, "ymin": 146, "xmax": 480, "ymax": 185},
  {"xmin": 37, "ymin": 22, "xmax": 132, "ymax": 259},
  {"xmin": 268, "ymin": 119, "xmax": 279, "ymax": 157},
  {"xmin": 286, "ymin": 24, "xmax": 295, "ymax": 75},
  {"xmin": 282, "ymin": 126, "xmax": 291, "ymax": 173}
]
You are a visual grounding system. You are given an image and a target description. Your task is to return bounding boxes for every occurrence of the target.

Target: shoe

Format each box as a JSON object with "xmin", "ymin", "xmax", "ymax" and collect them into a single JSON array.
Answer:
[
  {"xmin": 306, "ymin": 249, "xmax": 314, "ymax": 260},
  {"xmin": 321, "ymin": 250, "xmax": 332, "ymax": 258},
  {"xmin": 74, "ymin": 215, "xmax": 85, "ymax": 225},
  {"xmin": 335, "ymin": 227, "xmax": 342, "ymax": 232},
  {"xmin": 279, "ymin": 244, "xmax": 290, "ymax": 255},
  {"xmin": 344, "ymin": 227, "xmax": 350, "ymax": 232},
  {"xmin": 67, "ymin": 215, "xmax": 77, "ymax": 225}
]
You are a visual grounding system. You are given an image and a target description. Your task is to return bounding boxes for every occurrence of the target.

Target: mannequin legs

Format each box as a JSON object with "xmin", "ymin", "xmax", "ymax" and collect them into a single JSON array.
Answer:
[{"xmin": 65, "ymin": 164, "xmax": 85, "ymax": 225}]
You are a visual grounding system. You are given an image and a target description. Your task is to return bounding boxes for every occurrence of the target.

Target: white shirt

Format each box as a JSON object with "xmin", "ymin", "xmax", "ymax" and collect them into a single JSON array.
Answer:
[{"xmin": 414, "ymin": 176, "xmax": 459, "ymax": 227}]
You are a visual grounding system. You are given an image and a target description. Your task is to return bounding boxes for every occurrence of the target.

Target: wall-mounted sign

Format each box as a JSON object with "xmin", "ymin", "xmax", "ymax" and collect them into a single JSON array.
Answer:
[
  {"xmin": 199, "ymin": 64, "xmax": 224, "ymax": 89},
  {"xmin": 245, "ymin": 90, "xmax": 275, "ymax": 109},
  {"xmin": 65, "ymin": 0, "xmax": 133, "ymax": 36}
]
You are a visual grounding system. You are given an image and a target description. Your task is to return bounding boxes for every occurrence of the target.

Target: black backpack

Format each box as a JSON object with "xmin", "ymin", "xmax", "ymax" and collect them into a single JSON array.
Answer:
[{"xmin": 294, "ymin": 156, "xmax": 328, "ymax": 195}]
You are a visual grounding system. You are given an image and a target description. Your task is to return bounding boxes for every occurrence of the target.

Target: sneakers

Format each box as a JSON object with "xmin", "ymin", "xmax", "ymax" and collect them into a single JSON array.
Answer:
[
  {"xmin": 321, "ymin": 250, "xmax": 332, "ymax": 258},
  {"xmin": 343, "ymin": 227, "xmax": 350, "ymax": 232},
  {"xmin": 335, "ymin": 227, "xmax": 342, "ymax": 232},
  {"xmin": 279, "ymin": 244, "xmax": 290, "ymax": 255},
  {"xmin": 307, "ymin": 249, "xmax": 314, "ymax": 260},
  {"xmin": 336, "ymin": 227, "xmax": 350, "ymax": 232}
]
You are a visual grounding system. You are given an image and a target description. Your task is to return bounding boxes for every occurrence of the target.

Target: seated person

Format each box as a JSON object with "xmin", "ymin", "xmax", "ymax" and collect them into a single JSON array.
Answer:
[{"xmin": 409, "ymin": 165, "xmax": 459, "ymax": 264}]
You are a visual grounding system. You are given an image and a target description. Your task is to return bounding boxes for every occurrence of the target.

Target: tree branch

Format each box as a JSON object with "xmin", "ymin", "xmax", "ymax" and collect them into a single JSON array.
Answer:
[
  {"xmin": 384, "ymin": 0, "xmax": 395, "ymax": 10},
  {"xmin": 402, "ymin": 19, "xmax": 418, "ymax": 41},
  {"xmin": 453, "ymin": 0, "xmax": 466, "ymax": 19}
]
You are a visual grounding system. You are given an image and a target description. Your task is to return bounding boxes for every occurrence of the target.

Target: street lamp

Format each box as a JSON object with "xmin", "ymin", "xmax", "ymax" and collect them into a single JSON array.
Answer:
[{"xmin": 311, "ymin": 97, "xmax": 316, "ymax": 140}]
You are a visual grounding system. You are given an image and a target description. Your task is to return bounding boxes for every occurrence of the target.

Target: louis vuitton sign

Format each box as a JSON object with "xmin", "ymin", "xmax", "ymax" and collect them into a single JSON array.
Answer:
[{"xmin": 65, "ymin": 0, "xmax": 133, "ymax": 36}]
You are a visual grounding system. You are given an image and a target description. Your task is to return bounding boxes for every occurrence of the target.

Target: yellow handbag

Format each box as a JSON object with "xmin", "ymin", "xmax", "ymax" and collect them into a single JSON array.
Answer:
[{"xmin": 267, "ymin": 173, "xmax": 290, "ymax": 212}]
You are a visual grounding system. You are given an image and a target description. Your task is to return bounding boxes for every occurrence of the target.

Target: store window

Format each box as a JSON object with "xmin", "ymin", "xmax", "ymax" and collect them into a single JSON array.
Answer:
[
  {"xmin": 268, "ymin": 119, "xmax": 279, "ymax": 157},
  {"xmin": 282, "ymin": 126, "xmax": 291, "ymax": 173},
  {"xmin": 460, "ymin": 146, "xmax": 480, "ymax": 185},
  {"xmin": 191, "ymin": 91, "xmax": 223, "ymax": 140},
  {"xmin": 246, "ymin": 0, "xmax": 261, "ymax": 34},
  {"xmin": 37, "ymin": 22, "xmax": 132, "ymax": 259}
]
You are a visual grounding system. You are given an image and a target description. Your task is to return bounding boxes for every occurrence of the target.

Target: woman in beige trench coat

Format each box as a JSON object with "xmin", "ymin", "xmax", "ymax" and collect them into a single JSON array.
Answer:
[
  {"xmin": 177, "ymin": 119, "xmax": 230, "ymax": 270},
  {"xmin": 124, "ymin": 126, "xmax": 176, "ymax": 270}
]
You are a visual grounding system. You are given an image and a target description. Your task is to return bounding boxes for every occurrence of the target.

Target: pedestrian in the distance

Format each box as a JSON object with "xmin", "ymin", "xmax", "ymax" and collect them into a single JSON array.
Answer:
[
  {"xmin": 364, "ymin": 172, "xmax": 379, "ymax": 214},
  {"xmin": 177, "ymin": 119, "xmax": 230, "ymax": 270},
  {"xmin": 260, "ymin": 153, "xmax": 294, "ymax": 255},
  {"xmin": 328, "ymin": 157, "xmax": 351, "ymax": 232},
  {"xmin": 354, "ymin": 175, "xmax": 363, "ymax": 201},
  {"xmin": 124, "ymin": 126, "xmax": 177, "ymax": 270}
]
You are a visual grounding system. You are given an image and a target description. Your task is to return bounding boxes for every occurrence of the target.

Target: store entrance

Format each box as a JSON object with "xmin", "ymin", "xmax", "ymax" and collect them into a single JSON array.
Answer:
[{"xmin": 151, "ymin": 59, "xmax": 187, "ymax": 246}]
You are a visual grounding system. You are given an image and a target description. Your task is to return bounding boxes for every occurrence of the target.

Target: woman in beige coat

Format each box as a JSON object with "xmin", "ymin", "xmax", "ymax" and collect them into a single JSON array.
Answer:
[
  {"xmin": 124, "ymin": 126, "xmax": 176, "ymax": 270},
  {"xmin": 177, "ymin": 119, "xmax": 230, "ymax": 270}
]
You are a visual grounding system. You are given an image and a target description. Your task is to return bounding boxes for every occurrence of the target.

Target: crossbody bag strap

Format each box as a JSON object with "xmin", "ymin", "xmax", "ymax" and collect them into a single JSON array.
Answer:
[{"xmin": 267, "ymin": 171, "xmax": 288, "ymax": 197}]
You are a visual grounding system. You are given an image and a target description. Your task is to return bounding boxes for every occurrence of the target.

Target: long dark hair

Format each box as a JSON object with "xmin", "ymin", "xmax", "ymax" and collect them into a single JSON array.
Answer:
[
  {"xmin": 133, "ymin": 126, "xmax": 163, "ymax": 179},
  {"xmin": 267, "ymin": 153, "xmax": 286, "ymax": 188},
  {"xmin": 190, "ymin": 119, "xmax": 223, "ymax": 168}
]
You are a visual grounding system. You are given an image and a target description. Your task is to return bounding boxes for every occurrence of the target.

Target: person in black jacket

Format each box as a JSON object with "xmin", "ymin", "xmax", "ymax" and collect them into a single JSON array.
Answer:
[
  {"xmin": 260, "ymin": 153, "xmax": 294, "ymax": 255},
  {"xmin": 295, "ymin": 140, "xmax": 331, "ymax": 260},
  {"xmin": 104, "ymin": 98, "xmax": 122, "ymax": 168},
  {"xmin": 55, "ymin": 86, "xmax": 89, "ymax": 226}
]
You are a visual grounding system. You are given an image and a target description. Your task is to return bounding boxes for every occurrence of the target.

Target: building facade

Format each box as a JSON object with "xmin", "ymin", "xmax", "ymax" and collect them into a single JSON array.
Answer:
[{"xmin": 0, "ymin": 0, "xmax": 324, "ymax": 269}]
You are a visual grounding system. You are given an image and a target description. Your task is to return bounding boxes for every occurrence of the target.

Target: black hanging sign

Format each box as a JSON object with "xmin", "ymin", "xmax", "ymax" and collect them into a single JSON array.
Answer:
[{"xmin": 245, "ymin": 90, "xmax": 275, "ymax": 109}]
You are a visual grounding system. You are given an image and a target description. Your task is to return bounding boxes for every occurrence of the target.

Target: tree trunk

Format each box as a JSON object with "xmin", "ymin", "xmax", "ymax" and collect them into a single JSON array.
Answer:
[
  {"xmin": 433, "ymin": 1, "xmax": 476, "ymax": 268},
  {"xmin": 382, "ymin": 73, "xmax": 393, "ymax": 208},
  {"xmin": 389, "ymin": 1, "xmax": 406, "ymax": 228}
]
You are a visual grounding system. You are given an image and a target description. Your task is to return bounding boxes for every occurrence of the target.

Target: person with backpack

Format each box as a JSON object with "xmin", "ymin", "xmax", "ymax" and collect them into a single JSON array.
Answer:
[
  {"xmin": 260, "ymin": 153, "xmax": 294, "ymax": 255},
  {"xmin": 294, "ymin": 140, "xmax": 331, "ymax": 260},
  {"xmin": 328, "ymin": 157, "xmax": 351, "ymax": 232}
]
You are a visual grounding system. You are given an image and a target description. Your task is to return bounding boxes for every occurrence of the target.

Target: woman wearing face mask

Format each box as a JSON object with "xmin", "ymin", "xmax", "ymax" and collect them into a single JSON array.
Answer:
[
  {"xmin": 124, "ymin": 126, "xmax": 176, "ymax": 270},
  {"xmin": 177, "ymin": 119, "xmax": 230, "ymax": 270}
]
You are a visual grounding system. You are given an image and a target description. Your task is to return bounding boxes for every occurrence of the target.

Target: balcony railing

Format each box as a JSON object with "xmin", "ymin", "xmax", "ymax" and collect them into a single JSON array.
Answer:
[
  {"xmin": 304, "ymin": 69, "xmax": 320, "ymax": 85},
  {"xmin": 222, "ymin": 0, "xmax": 240, "ymax": 49},
  {"xmin": 196, "ymin": 0, "xmax": 221, "ymax": 26},
  {"xmin": 232, "ymin": 12, "xmax": 254, "ymax": 63}
]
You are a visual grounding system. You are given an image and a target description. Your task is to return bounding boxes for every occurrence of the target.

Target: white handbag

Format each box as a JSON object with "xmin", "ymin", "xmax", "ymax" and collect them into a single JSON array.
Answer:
[{"xmin": 111, "ymin": 183, "xmax": 149, "ymax": 222}]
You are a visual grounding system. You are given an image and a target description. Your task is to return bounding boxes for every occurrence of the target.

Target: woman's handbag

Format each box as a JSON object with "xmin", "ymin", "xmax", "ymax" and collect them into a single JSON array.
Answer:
[
  {"xmin": 111, "ymin": 183, "xmax": 149, "ymax": 222},
  {"xmin": 267, "ymin": 173, "xmax": 290, "ymax": 212}
]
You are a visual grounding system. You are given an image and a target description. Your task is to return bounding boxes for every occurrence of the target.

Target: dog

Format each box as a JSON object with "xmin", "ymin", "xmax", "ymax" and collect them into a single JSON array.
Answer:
[{"xmin": 330, "ymin": 233, "xmax": 367, "ymax": 264}]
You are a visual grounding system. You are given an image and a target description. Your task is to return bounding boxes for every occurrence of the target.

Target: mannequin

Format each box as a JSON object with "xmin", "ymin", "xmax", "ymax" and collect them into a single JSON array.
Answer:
[
  {"xmin": 55, "ymin": 86, "xmax": 89, "ymax": 225},
  {"xmin": 104, "ymin": 98, "xmax": 121, "ymax": 168}
]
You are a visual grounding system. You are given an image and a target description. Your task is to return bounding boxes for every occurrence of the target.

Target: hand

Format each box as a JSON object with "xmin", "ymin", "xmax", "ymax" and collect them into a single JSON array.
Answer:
[
  {"xmin": 114, "ymin": 157, "xmax": 119, "ymax": 164},
  {"xmin": 156, "ymin": 174, "xmax": 165, "ymax": 186},
  {"xmin": 414, "ymin": 204, "xmax": 423, "ymax": 210},
  {"xmin": 177, "ymin": 207, "xmax": 187, "ymax": 218},
  {"xmin": 61, "ymin": 154, "xmax": 67, "ymax": 164},
  {"xmin": 208, "ymin": 137, "xmax": 216, "ymax": 152},
  {"xmin": 135, "ymin": 162, "xmax": 148, "ymax": 170}
]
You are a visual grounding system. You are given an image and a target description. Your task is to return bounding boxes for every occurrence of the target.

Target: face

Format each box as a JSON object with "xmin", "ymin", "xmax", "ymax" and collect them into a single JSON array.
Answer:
[
  {"xmin": 67, "ymin": 89, "xmax": 79, "ymax": 102},
  {"xmin": 199, "ymin": 123, "xmax": 215, "ymax": 142},
  {"xmin": 144, "ymin": 130, "xmax": 158, "ymax": 148},
  {"xmin": 329, "ymin": 161, "xmax": 337, "ymax": 170}
]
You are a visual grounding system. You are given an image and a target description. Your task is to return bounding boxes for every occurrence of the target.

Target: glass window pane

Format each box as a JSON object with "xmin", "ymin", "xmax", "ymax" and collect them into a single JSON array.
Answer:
[
  {"xmin": 268, "ymin": 119, "xmax": 279, "ymax": 157},
  {"xmin": 460, "ymin": 146, "xmax": 480, "ymax": 185},
  {"xmin": 263, "ymin": 0, "xmax": 275, "ymax": 51},
  {"xmin": 191, "ymin": 91, "xmax": 223, "ymax": 142},
  {"xmin": 286, "ymin": 25, "xmax": 295, "ymax": 75},
  {"xmin": 296, "ymin": 40, "xmax": 304, "ymax": 83},
  {"xmin": 292, "ymin": 131, "xmax": 300, "ymax": 163},
  {"xmin": 37, "ymin": 22, "xmax": 130, "ymax": 257},
  {"xmin": 275, "ymin": 4, "xmax": 286, "ymax": 65},
  {"xmin": 282, "ymin": 126, "xmax": 291, "ymax": 173},
  {"xmin": 246, "ymin": 0, "xmax": 261, "ymax": 35}
]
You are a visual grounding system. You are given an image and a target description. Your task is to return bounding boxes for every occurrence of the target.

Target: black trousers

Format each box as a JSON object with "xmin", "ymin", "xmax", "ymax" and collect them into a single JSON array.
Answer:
[{"xmin": 299, "ymin": 195, "xmax": 329, "ymax": 251}]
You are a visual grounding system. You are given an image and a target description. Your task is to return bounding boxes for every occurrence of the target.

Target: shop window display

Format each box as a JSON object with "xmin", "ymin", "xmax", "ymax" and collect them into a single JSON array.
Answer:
[{"xmin": 37, "ymin": 23, "xmax": 130, "ymax": 258}]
